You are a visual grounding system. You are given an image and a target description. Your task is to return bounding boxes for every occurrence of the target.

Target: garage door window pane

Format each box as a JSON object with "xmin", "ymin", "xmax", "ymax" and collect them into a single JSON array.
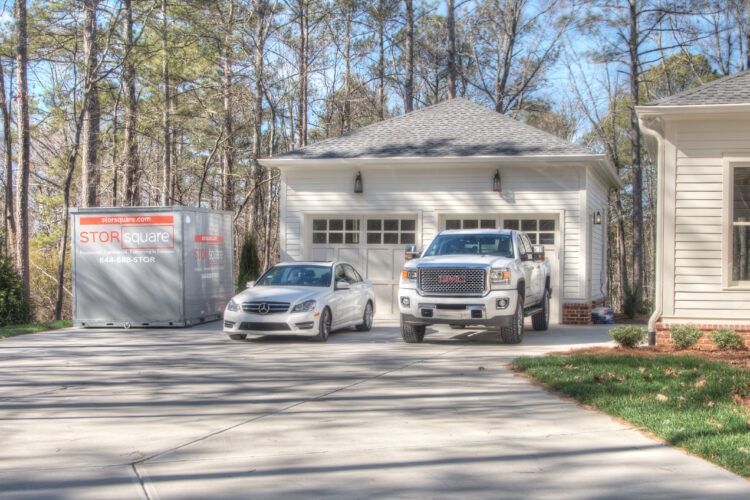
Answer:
[
  {"xmin": 329, "ymin": 219, "xmax": 344, "ymax": 231},
  {"xmin": 328, "ymin": 233, "xmax": 343, "ymax": 244},
  {"xmin": 401, "ymin": 233, "xmax": 415, "ymax": 244},
  {"xmin": 367, "ymin": 233, "xmax": 381, "ymax": 244},
  {"xmin": 527, "ymin": 233, "xmax": 537, "ymax": 244},
  {"xmin": 384, "ymin": 233, "xmax": 398, "ymax": 244},
  {"xmin": 540, "ymin": 233, "xmax": 554, "ymax": 245},
  {"xmin": 446, "ymin": 219, "xmax": 461, "ymax": 230},
  {"xmin": 367, "ymin": 219, "xmax": 381, "ymax": 231},
  {"xmin": 480, "ymin": 219, "xmax": 496, "ymax": 228},
  {"xmin": 521, "ymin": 220, "xmax": 537, "ymax": 231},
  {"xmin": 345, "ymin": 233, "xmax": 359, "ymax": 244},
  {"xmin": 313, "ymin": 232, "xmax": 327, "ymax": 244},
  {"xmin": 401, "ymin": 219, "xmax": 415, "ymax": 231},
  {"xmin": 540, "ymin": 219, "xmax": 555, "ymax": 231},
  {"xmin": 346, "ymin": 219, "xmax": 360, "ymax": 231},
  {"xmin": 503, "ymin": 219, "xmax": 519, "ymax": 230},
  {"xmin": 384, "ymin": 219, "xmax": 399, "ymax": 231},
  {"xmin": 462, "ymin": 219, "xmax": 478, "ymax": 229},
  {"xmin": 313, "ymin": 219, "xmax": 327, "ymax": 231}
]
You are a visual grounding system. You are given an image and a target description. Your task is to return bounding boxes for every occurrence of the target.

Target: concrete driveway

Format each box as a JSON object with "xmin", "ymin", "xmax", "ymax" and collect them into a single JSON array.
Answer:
[{"xmin": 1, "ymin": 321, "xmax": 747, "ymax": 499}]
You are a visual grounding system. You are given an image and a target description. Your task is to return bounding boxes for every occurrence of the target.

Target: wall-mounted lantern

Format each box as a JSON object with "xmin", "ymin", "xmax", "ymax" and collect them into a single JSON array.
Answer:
[
  {"xmin": 492, "ymin": 170, "xmax": 501, "ymax": 193},
  {"xmin": 593, "ymin": 210, "xmax": 602, "ymax": 225},
  {"xmin": 354, "ymin": 171, "xmax": 363, "ymax": 194}
]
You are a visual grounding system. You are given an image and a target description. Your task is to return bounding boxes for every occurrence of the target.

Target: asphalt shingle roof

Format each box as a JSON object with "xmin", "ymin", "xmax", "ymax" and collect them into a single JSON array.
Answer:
[
  {"xmin": 275, "ymin": 97, "xmax": 595, "ymax": 159},
  {"xmin": 647, "ymin": 69, "xmax": 750, "ymax": 106}
]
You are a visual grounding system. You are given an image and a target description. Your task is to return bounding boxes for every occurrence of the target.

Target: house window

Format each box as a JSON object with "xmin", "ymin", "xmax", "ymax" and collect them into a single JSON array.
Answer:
[
  {"xmin": 312, "ymin": 218, "xmax": 360, "ymax": 245},
  {"xmin": 366, "ymin": 218, "xmax": 416, "ymax": 244},
  {"xmin": 503, "ymin": 218, "xmax": 555, "ymax": 245},
  {"xmin": 445, "ymin": 219, "xmax": 497, "ymax": 230},
  {"xmin": 732, "ymin": 167, "xmax": 750, "ymax": 282}
]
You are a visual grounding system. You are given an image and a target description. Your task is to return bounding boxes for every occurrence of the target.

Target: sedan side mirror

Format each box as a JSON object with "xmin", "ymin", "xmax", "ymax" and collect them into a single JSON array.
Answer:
[
  {"xmin": 246, "ymin": 281, "xmax": 255, "ymax": 288},
  {"xmin": 335, "ymin": 280, "xmax": 351, "ymax": 291},
  {"xmin": 404, "ymin": 244, "xmax": 420, "ymax": 260},
  {"xmin": 532, "ymin": 245, "xmax": 545, "ymax": 261}
]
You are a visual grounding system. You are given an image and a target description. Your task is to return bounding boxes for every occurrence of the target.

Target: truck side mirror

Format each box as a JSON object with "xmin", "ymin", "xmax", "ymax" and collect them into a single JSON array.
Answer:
[
  {"xmin": 404, "ymin": 244, "xmax": 420, "ymax": 260},
  {"xmin": 532, "ymin": 245, "xmax": 545, "ymax": 261}
]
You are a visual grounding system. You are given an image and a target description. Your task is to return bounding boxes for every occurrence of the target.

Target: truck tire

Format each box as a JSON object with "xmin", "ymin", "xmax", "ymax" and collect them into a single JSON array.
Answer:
[
  {"xmin": 532, "ymin": 289, "xmax": 550, "ymax": 331},
  {"xmin": 500, "ymin": 296, "xmax": 524, "ymax": 344},
  {"xmin": 400, "ymin": 315, "xmax": 425, "ymax": 343},
  {"xmin": 228, "ymin": 333, "xmax": 247, "ymax": 341}
]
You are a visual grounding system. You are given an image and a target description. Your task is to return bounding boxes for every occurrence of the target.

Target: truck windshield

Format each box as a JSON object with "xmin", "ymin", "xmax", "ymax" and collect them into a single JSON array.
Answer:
[
  {"xmin": 256, "ymin": 265, "xmax": 332, "ymax": 287},
  {"xmin": 423, "ymin": 233, "xmax": 514, "ymax": 258}
]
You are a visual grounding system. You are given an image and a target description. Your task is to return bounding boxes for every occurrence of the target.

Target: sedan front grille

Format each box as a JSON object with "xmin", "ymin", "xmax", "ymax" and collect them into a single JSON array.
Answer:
[
  {"xmin": 242, "ymin": 301, "xmax": 290, "ymax": 314},
  {"xmin": 418, "ymin": 267, "xmax": 487, "ymax": 296},
  {"xmin": 238, "ymin": 322, "xmax": 291, "ymax": 331}
]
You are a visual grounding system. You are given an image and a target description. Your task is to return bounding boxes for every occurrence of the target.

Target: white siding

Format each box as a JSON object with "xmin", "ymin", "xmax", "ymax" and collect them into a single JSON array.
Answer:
[
  {"xmin": 283, "ymin": 164, "xmax": 586, "ymax": 300},
  {"xmin": 587, "ymin": 169, "xmax": 608, "ymax": 299},
  {"xmin": 667, "ymin": 118, "xmax": 750, "ymax": 319}
]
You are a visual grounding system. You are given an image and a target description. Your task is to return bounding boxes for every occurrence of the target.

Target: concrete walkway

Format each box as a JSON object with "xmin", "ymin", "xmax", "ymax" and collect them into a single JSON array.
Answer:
[{"xmin": 0, "ymin": 321, "xmax": 747, "ymax": 499}]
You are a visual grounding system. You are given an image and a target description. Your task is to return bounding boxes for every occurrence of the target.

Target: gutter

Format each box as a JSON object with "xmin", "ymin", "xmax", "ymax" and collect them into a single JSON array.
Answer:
[{"xmin": 637, "ymin": 113, "xmax": 666, "ymax": 345}]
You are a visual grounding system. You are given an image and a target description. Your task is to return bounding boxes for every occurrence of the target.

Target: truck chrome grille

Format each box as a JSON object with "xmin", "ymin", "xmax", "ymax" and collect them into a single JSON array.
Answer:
[
  {"xmin": 242, "ymin": 301, "xmax": 290, "ymax": 314},
  {"xmin": 418, "ymin": 267, "xmax": 487, "ymax": 296}
]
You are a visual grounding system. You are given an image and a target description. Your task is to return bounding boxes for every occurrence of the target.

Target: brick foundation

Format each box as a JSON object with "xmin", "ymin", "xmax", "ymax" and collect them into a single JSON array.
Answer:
[
  {"xmin": 654, "ymin": 321, "xmax": 750, "ymax": 348},
  {"xmin": 562, "ymin": 297, "xmax": 607, "ymax": 325}
]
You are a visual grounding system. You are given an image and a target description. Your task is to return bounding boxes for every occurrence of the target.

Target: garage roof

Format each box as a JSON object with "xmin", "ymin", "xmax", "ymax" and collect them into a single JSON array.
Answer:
[
  {"xmin": 274, "ymin": 97, "xmax": 597, "ymax": 159},
  {"xmin": 644, "ymin": 69, "xmax": 750, "ymax": 106}
]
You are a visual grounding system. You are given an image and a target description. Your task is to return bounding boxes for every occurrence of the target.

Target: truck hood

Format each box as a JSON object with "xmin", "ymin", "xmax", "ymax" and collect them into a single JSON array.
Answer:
[
  {"xmin": 232, "ymin": 286, "xmax": 322, "ymax": 304},
  {"xmin": 409, "ymin": 254, "xmax": 515, "ymax": 269}
]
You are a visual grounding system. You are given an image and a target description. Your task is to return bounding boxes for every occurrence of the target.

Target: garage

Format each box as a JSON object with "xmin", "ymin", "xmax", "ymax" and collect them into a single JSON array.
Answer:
[{"xmin": 262, "ymin": 97, "xmax": 620, "ymax": 324}]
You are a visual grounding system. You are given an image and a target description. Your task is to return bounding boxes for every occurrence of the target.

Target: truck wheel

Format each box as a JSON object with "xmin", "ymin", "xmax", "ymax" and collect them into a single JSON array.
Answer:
[
  {"xmin": 400, "ymin": 315, "xmax": 425, "ymax": 343},
  {"xmin": 500, "ymin": 296, "xmax": 524, "ymax": 344},
  {"xmin": 532, "ymin": 289, "xmax": 550, "ymax": 331},
  {"xmin": 228, "ymin": 333, "xmax": 247, "ymax": 341},
  {"xmin": 355, "ymin": 301, "xmax": 374, "ymax": 331}
]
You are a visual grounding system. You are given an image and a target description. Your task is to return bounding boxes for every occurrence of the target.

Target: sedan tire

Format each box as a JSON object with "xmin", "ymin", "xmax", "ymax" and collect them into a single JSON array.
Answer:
[
  {"xmin": 355, "ymin": 301, "xmax": 374, "ymax": 332},
  {"xmin": 315, "ymin": 307, "xmax": 332, "ymax": 342},
  {"xmin": 228, "ymin": 333, "xmax": 247, "ymax": 341}
]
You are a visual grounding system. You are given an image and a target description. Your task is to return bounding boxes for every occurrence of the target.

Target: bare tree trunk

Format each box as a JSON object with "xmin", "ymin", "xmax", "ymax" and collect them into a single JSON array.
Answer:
[
  {"xmin": 343, "ymin": 3, "xmax": 351, "ymax": 133},
  {"xmin": 81, "ymin": 0, "xmax": 100, "ymax": 208},
  {"xmin": 111, "ymin": 89, "xmax": 121, "ymax": 206},
  {"xmin": 746, "ymin": 0, "xmax": 750, "ymax": 70},
  {"xmin": 494, "ymin": 1, "xmax": 520, "ymax": 113},
  {"xmin": 1, "ymin": 57, "xmax": 15, "ymax": 255},
  {"xmin": 628, "ymin": 0, "xmax": 644, "ymax": 302},
  {"xmin": 250, "ymin": 0, "xmax": 268, "ymax": 233},
  {"xmin": 296, "ymin": 0, "xmax": 308, "ymax": 147},
  {"xmin": 446, "ymin": 0, "xmax": 456, "ymax": 99},
  {"xmin": 404, "ymin": 0, "xmax": 414, "ymax": 112},
  {"xmin": 377, "ymin": 8, "xmax": 385, "ymax": 120},
  {"xmin": 161, "ymin": 0, "xmax": 172, "ymax": 206},
  {"xmin": 222, "ymin": 9, "xmax": 234, "ymax": 212},
  {"xmin": 15, "ymin": 0, "xmax": 31, "ymax": 299},
  {"xmin": 123, "ymin": 0, "xmax": 139, "ymax": 206}
]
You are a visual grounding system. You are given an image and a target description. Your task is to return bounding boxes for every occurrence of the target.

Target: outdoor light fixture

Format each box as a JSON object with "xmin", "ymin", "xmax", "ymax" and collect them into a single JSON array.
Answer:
[
  {"xmin": 354, "ymin": 171, "xmax": 363, "ymax": 193},
  {"xmin": 492, "ymin": 170, "xmax": 502, "ymax": 193},
  {"xmin": 593, "ymin": 210, "xmax": 602, "ymax": 225}
]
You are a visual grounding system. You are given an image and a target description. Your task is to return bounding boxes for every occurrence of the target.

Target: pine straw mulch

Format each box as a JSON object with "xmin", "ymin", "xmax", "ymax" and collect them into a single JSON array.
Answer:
[{"xmin": 549, "ymin": 345, "xmax": 750, "ymax": 370}]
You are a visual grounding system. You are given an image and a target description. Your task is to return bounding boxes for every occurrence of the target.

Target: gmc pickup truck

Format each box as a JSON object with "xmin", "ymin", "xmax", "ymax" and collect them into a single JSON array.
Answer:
[{"xmin": 398, "ymin": 229, "xmax": 551, "ymax": 344}]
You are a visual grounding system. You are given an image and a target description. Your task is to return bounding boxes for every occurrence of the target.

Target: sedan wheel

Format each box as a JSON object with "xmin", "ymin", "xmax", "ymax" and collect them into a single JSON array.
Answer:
[
  {"xmin": 315, "ymin": 308, "xmax": 331, "ymax": 342},
  {"xmin": 355, "ymin": 301, "xmax": 373, "ymax": 332}
]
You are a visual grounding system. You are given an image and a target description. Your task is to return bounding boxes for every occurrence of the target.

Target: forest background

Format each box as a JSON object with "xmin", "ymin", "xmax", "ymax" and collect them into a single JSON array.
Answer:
[{"xmin": 1, "ymin": 0, "xmax": 748, "ymax": 321}]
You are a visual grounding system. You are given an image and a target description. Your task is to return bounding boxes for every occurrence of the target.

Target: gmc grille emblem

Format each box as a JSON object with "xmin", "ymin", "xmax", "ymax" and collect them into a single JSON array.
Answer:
[{"xmin": 438, "ymin": 275, "xmax": 466, "ymax": 283}]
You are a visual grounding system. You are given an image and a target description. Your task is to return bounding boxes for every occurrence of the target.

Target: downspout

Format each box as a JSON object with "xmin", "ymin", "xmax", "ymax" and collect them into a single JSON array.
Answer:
[{"xmin": 638, "ymin": 113, "xmax": 665, "ymax": 345}]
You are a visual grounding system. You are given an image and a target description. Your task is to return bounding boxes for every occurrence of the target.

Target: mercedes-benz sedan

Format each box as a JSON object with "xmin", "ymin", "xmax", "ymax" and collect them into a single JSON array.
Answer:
[{"xmin": 223, "ymin": 261, "xmax": 375, "ymax": 342}]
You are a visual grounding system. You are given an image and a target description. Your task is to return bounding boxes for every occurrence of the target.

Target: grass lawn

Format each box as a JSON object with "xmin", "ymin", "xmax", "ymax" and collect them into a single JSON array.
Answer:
[
  {"xmin": 0, "ymin": 320, "xmax": 72, "ymax": 339},
  {"xmin": 511, "ymin": 354, "xmax": 750, "ymax": 477}
]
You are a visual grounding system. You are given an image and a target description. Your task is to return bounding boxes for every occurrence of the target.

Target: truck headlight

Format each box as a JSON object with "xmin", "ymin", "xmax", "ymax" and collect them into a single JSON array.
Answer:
[
  {"xmin": 292, "ymin": 299, "xmax": 316, "ymax": 312},
  {"xmin": 490, "ymin": 268, "xmax": 511, "ymax": 285},
  {"xmin": 227, "ymin": 299, "xmax": 240, "ymax": 312},
  {"xmin": 401, "ymin": 269, "xmax": 417, "ymax": 282}
]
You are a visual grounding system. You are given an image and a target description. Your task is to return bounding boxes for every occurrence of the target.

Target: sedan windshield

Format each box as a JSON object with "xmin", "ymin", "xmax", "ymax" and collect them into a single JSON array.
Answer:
[
  {"xmin": 423, "ymin": 234, "xmax": 514, "ymax": 258},
  {"xmin": 256, "ymin": 265, "xmax": 332, "ymax": 287}
]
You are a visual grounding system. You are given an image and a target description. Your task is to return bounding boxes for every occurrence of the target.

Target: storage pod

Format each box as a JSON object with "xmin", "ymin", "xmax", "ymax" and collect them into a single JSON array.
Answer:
[{"xmin": 71, "ymin": 207, "xmax": 234, "ymax": 328}]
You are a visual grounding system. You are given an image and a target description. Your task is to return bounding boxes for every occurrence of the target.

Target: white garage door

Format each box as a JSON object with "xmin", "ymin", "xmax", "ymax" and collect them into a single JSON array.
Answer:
[
  {"xmin": 440, "ymin": 215, "xmax": 561, "ymax": 324},
  {"xmin": 308, "ymin": 216, "xmax": 417, "ymax": 318}
]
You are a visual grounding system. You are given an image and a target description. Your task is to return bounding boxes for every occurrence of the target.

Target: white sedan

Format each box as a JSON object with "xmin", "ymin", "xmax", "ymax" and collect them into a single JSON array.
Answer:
[{"xmin": 223, "ymin": 261, "xmax": 375, "ymax": 342}]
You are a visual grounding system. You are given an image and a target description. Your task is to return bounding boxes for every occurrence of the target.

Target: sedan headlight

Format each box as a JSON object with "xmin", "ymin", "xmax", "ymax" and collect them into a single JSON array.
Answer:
[
  {"xmin": 226, "ymin": 299, "xmax": 240, "ymax": 312},
  {"xmin": 291, "ymin": 299, "xmax": 316, "ymax": 313},
  {"xmin": 490, "ymin": 268, "xmax": 511, "ymax": 286}
]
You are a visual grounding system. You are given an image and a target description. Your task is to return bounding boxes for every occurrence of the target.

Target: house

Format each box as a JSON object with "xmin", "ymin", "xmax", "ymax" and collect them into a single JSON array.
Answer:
[
  {"xmin": 637, "ymin": 69, "xmax": 750, "ymax": 345},
  {"xmin": 260, "ymin": 98, "xmax": 620, "ymax": 323}
]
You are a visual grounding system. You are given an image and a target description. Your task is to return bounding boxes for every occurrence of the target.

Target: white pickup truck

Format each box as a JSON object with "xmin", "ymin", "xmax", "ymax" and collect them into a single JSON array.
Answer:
[{"xmin": 398, "ymin": 229, "xmax": 551, "ymax": 344}]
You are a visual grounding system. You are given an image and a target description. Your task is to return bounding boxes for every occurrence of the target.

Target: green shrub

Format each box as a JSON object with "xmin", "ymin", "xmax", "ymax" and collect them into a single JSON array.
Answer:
[
  {"xmin": 237, "ymin": 236, "xmax": 262, "ymax": 292},
  {"xmin": 608, "ymin": 325, "xmax": 645, "ymax": 348},
  {"xmin": 0, "ymin": 255, "xmax": 32, "ymax": 327},
  {"xmin": 708, "ymin": 328, "xmax": 746, "ymax": 350},
  {"xmin": 670, "ymin": 325, "xmax": 702, "ymax": 349}
]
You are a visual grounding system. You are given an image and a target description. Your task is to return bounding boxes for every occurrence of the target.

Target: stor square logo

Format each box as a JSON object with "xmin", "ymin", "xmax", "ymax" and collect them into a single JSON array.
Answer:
[{"xmin": 121, "ymin": 225, "xmax": 175, "ymax": 250}]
